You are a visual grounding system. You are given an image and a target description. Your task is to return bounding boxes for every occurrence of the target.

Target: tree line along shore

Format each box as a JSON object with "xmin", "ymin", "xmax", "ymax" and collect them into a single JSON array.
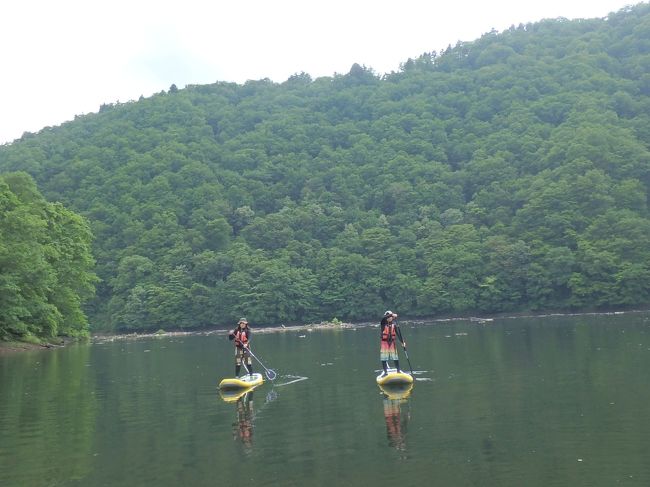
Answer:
[{"xmin": 1, "ymin": 3, "xmax": 650, "ymax": 342}]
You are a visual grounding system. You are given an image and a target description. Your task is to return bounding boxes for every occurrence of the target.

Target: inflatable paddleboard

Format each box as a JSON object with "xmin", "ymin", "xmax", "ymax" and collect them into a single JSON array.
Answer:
[
  {"xmin": 219, "ymin": 373, "xmax": 264, "ymax": 391},
  {"xmin": 376, "ymin": 368, "xmax": 414, "ymax": 386}
]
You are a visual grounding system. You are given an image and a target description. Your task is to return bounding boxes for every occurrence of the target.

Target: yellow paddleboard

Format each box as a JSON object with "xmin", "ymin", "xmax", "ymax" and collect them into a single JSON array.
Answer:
[
  {"xmin": 376, "ymin": 369, "xmax": 414, "ymax": 386},
  {"xmin": 219, "ymin": 373, "xmax": 264, "ymax": 391}
]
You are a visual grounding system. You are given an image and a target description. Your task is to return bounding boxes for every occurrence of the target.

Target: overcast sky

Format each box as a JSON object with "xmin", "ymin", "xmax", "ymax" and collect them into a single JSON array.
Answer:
[{"xmin": 0, "ymin": 0, "xmax": 637, "ymax": 145}]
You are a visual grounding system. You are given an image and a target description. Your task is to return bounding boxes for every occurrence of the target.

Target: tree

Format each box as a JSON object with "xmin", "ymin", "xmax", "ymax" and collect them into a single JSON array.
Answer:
[
  {"xmin": 2, "ymin": 4, "xmax": 650, "ymax": 330},
  {"xmin": 0, "ymin": 173, "xmax": 96, "ymax": 339}
]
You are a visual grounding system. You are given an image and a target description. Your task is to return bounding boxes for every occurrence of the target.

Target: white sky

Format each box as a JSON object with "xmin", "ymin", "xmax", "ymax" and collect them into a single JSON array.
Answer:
[{"xmin": 0, "ymin": 0, "xmax": 637, "ymax": 145}]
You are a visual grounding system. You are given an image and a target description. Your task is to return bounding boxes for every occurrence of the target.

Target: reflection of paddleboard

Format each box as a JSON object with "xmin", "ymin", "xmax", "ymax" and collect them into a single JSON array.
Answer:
[
  {"xmin": 219, "ymin": 387, "xmax": 257, "ymax": 403},
  {"xmin": 219, "ymin": 373, "xmax": 264, "ymax": 391},
  {"xmin": 376, "ymin": 368, "xmax": 414, "ymax": 386},
  {"xmin": 379, "ymin": 383, "xmax": 414, "ymax": 400}
]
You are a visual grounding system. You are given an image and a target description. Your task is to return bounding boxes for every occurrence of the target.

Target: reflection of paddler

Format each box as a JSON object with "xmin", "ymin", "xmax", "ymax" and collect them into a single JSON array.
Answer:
[
  {"xmin": 380, "ymin": 385, "xmax": 411, "ymax": 451},
  {"xmin": 233, "ymin": 391, "xmax": 254, "ymax": 450}
]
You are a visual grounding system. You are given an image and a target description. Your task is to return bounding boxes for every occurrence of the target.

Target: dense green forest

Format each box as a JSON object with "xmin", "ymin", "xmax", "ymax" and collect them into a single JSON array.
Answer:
[
  {"xmin": 0, "ymin": 172, "xmax": 96, "ymax": 340},
  {"xmin": 1, "ymin": 3, "xmax": 650, "ymax": 333}
]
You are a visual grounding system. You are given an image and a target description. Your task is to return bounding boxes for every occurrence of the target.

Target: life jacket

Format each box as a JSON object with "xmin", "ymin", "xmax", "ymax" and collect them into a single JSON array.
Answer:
[
  {"xmin": 381, "ymin": 323, "xmax": 396, "ymax": 342},
  {"xmin": 233, "ymin": 328, "xmax": 249, "ymax": 347}
]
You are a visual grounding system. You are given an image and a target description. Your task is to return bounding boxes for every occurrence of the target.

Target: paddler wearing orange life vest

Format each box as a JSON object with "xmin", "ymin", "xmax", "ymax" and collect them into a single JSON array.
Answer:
[
  {"xmin": 380, "ymin": 310, "xmax": 404, "ymax": 376},
  {"xmin": 229, "ymin": 317, "xmax": 253, "ymax": 377}
]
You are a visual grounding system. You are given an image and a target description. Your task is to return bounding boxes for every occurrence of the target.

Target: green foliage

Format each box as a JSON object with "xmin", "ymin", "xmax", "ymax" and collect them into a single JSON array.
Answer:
[
  {"xmin": 0, "ymin": 172, "xmax": 97, "ymax": 340},
  {"xmin": 2, "ymin": 4, "xmax": 650, "ymax": 331}
]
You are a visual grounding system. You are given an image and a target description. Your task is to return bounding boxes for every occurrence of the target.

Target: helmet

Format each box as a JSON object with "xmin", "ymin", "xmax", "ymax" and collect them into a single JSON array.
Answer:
[{"xmin": 384, "ymin": 310, "xmax": 393, "ymax": 317}]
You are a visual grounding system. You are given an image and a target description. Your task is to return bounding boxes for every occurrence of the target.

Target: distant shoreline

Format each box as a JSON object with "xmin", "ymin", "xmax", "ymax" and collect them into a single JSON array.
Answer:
[
  {"xmin": 3, "ymin": 309, "xmax": 649, "ymax": 353},
  {"xmin": 91, "ymin": 320, "xmax": 360, "ymax": 345},
  {"xmin": 82, "ymin": 308, "xmax": 650, "ymax": 344}
]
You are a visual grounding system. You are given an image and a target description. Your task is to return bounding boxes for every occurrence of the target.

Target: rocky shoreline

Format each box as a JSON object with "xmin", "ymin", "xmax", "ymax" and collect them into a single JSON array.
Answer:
[
  {"xmin": 0, "ymin": 338, "xmax": 74, "ymax": 355},
  {"xmin": 91, "ymin": 320, "xmax": 361, "ymax": 344},
  {"xmin": 1, "ymin": 321, "xmax": 359, "ymax": 353},
  {"xmin": 4, "ymin": 309, "xmax": 648, "ymax": 353}
]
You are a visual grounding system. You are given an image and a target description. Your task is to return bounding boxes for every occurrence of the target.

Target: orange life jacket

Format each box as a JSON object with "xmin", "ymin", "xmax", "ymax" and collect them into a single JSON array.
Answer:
[
  {"xmin": 381, "ymin": 323, "xmax": 396, "ymax": 341},
  {"xmin": 233, "ymin": 328, "xmax": 249, "ymax": 347}
]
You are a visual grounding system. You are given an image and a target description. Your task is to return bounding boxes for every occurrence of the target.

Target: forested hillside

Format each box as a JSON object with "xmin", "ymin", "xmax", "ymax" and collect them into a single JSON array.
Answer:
[
  {"xmin": 2, "ymin": 3, "xmax": 650, "ymax": 332},
  {"xmin": 0, "ymin": 172, "xmax": 96, "ymax": 340}
]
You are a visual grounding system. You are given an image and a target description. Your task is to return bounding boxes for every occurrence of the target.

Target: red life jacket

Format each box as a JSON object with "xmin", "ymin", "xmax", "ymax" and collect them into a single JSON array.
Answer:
[
  {"xmin": 381, "ymin": 323, "xmax": 396, "ymax": 341},
  {"xmin": 234, "ymin": 328, "xmax": 249, "ymax": 347}
]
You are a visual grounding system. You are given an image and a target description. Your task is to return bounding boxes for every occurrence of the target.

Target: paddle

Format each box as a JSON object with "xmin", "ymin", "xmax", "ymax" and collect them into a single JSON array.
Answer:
[
  {"xmin": 236, "ymin": 340, "xmax": 277, "ymax": 381},
  {"xmin": 242, "ymin": 361, "xmax": 253, "ymax": 376},
  {"xmin": 395, "ymin": 322, "xmax": 414, "ymax": 376},
  {"xmin": 247, "ymin": 347, "xmax": 277, "ymax": 380}
]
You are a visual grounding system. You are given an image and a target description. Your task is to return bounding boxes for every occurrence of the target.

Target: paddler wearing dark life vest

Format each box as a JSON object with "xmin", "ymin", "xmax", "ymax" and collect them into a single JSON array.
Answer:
[
  {"xmin": 380, "ymin": 310, "xmax": 404, "ymax": 376},
  {"xmin": 229, "ymin": 317, "xmax": 253, "ymax": 377}
]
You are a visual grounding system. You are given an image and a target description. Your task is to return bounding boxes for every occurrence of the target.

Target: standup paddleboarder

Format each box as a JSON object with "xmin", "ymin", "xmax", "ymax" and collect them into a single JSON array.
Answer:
[
  {"xmin": 229, "ymin": 318, "xmax": 253, "ymax": 377},
  {"xmin": 380, "ymin": 311, "xmax": 404, "ymax": 376}
]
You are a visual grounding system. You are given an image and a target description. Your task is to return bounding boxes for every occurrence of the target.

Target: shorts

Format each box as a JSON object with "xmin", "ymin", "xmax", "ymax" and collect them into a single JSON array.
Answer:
[
  {"xmin": 235, "ymin": 347, "xmax": 252, "ymax": 366},
  {"xmin": 380, "ymin": 340, "xmax": 398, "ymax": 361}
]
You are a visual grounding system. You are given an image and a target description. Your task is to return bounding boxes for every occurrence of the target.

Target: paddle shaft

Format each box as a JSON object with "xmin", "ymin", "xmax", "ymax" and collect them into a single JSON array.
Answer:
[
  {"xmin": 242, "ymin": 362, "xmax": 252, "ymax": 375},
  {"xmin": 235, "ymin": 339, "xmax": 276, "ymax": 380},
  {"xmin": 395, "ymin": 323, "xmax": 414, "ymax": 376}
]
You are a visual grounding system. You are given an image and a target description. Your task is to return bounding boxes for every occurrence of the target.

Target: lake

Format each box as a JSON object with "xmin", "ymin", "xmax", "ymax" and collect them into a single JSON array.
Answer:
[{"xmin": 2, "ymin": 312, "xmax": 650, "ymax": 486}]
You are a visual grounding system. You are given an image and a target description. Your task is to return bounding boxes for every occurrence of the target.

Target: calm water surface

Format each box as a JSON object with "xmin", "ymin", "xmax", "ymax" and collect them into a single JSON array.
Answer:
[{"xmin": 2, "ymin": 313, "xmax": 650, "ymax": 486}]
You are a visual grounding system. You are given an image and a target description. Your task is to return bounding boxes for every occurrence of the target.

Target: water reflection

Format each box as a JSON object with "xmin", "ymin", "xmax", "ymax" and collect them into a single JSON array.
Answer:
[
  {"xmin": 219, "ymin": 381, "xmax": 282, "ymax": 455},
  {"xmin": 0, "ymin": 346, "xmax": 97, "ymax": 486},
  {"xmin": 6, "ymin": 315, "xmax": 650, "ymax": 486},
  {"xmin": 232, "ymin": 391, "xmax": 255, "ymax": 452},
  {"xmin": 379, "ymin": 384, "xmax": 413, "ymax": 453}
]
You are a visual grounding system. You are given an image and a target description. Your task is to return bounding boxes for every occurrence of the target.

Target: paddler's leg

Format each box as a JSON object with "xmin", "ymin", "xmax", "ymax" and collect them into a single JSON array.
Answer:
[
  {"xmin": 235, "ymin": 348, "xmax": 242, "ymax": 377},
  {"xmin": 380, "ymin": 340, "xmax": 389, "ymax": 376},
  {"xmin": 244, "ymin": 352, "xmax": 253, "ymax": 375},
  {"xmin": 390, "ymin": 342, "xmax": 401, "ymax": 373}
]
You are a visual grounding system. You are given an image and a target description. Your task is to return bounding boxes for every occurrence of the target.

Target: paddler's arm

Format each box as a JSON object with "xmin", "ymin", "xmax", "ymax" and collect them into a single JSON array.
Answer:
[{"xmin": 229, "ymin": 329, "xmax": 246, "ymax": 347}]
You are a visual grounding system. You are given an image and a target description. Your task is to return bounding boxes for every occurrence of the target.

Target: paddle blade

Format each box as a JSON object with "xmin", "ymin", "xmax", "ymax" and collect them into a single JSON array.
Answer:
[{"xmin": 265, "ymin": 369, "xmax": 277, "ymax": 381}]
